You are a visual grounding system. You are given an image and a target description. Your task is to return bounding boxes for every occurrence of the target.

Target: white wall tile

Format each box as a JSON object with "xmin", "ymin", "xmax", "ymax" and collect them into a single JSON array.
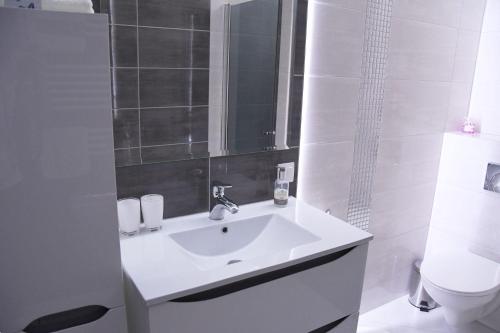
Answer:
[
  {"xmin": 299, "ymin": 141, "xmax": 354, "ymax": 206},
  {"xmin": 446, "ymin": 82, "xmax": 473, "ymax": 131},
  {"xmin": 381, "ymin": 80, "xmax": 451, "ymax": 137},
  {"xmin": 460, "ymin": 0, "xmax": 487, "ymax": 31},
  {"xmin": 305, "ymin": 76, "xmax": 360, "ymax": 111},
  {"xmin": 362, "ymin": 226, "xmax": 429, "ymax": 313},
  {"xmin": 307, "ymin": 1, "xmax": 366, "ymax": 77},
  {"xmin": 369, "ymin": 183, "xmax": 437, "ymax": 239},
  {"xmin": 387, "ymin": 19, "xmax": 458, "ymax": 81},
  {"xmin": 377, "ymin": 134, "xmax": 444, "ymax": 166},
  {"xmin": 302, "ymin": 76, "xmax": 360, "ymax": 144},
  {"xmin": 456, "ymin": 29, "xmax": 482, "ymax": 59},
  {"xmin": 327, "ymin": 198, "xmax": 350, "ymax": 221},
  {"xmin": 392, "ymin": 0, "xmax": 462, "ymax": 28},
  {"xmin": 371, "ymin": 183, "xmax": 436, "ymax": 216},
  {"xmin": 452, "ymin": 30, "xmax": 482, "ymax": 83},
  {"xmin": 365, "ymin": 226, "xmax": 429, "ymax": 281},
  {"xmin": 299, "ymin": 0, "xmax": 363, "ymax": 216},
  {"xmin": 301, "ymin": 105, "xmax": 357, "ymax": 145},
  {"xmin": 374, "ymin": 158, "xmax": 441, "ymax": 193}
]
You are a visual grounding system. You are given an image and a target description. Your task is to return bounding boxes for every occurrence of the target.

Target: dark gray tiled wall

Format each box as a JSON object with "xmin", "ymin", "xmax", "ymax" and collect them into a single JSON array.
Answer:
[
  {"xmin": 112, "ymin": 108, "xmax": 139, "ymax": 148},
  {"xmin": 116, "ymin": 148, "xmax": 299, "ymax": 218},
  {"xmin": 110, "ymin": 25, "xmax": 137, "ymax": 67},
  {"xmin": 109, "ymin": 0, "xmax": 211, "ymax": 167},
  {"xmin": 138, "ymin": 28, "xmax": 210, "ymax": 68},
  {"xmin": 109, "ymin": 0, "xmax": 136, "ymax": 25},
  {"xmin": 116, "ymin": 158, "xmax": 210, "ymax": 218},
  {"xmin": 108, "ymin": 0, "xmax": 306, "ymax": 218},
  {"xmin": 112, "ymin": 69, "xmax": 138, "ymax": 109},
  {"xmin": 141, "ymin": 142, "xmax": 209, "ymax": 165},
  {"xmin": 139, "ymin": 69, "xmax": 209, "ymax": 108},
  {"xmin": 140, "ymin": 107, "xmax": 208, "ymax": 146},
  {"xmin": 210, "ymin": 148, "xmax": 300, "ymax": 208},
  {"xmin": 138, "ymin": 0, "xmax": 211, "ymax": 30}
]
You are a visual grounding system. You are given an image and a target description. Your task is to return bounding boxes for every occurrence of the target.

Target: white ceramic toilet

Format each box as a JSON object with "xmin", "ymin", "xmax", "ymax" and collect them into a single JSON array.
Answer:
[{"xmin": 421, "ymin": 250, "xmax": 500, "ymax": 330}]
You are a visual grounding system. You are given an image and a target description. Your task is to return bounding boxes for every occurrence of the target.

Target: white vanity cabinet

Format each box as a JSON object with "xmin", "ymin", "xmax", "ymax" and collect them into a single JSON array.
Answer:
[
  {"xmin": 121, "ymin": 199, "xmax": 373, "ymax": 333},
  {"xmin": 125, "ymin": 244, "xmax": 368, "ymax": 333}
]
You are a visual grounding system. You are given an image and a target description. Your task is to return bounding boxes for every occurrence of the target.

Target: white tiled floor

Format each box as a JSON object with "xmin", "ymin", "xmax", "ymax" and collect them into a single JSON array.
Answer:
[{"xmin": 357, "ymin": 296, "xmax": 499, "ymax": 333}]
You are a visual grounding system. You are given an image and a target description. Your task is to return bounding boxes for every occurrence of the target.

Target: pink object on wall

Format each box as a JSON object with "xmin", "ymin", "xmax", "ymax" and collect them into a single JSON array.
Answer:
[{"xmin": 461, "ymin": 118, "xmax": 477, "ymax": 134}]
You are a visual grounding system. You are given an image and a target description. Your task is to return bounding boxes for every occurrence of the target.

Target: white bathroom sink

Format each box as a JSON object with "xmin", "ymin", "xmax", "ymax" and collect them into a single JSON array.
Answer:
[
  {"xmin": 120, "ymin": 198, "xmax": 373, "ymax": 305},
  {"xmin": 169, "ymin": 214, "xmax": 320, "ymax": 269}
]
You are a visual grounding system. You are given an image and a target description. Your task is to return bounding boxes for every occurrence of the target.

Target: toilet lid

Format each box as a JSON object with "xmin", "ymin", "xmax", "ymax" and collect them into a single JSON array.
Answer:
[{"xmin": 421, "ymin": 250, "xmax": 500, "ymax": 296}]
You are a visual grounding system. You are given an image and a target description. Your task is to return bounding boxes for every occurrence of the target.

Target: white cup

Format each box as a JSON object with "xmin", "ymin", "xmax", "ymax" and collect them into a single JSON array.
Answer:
[
  {"xmin": 141, "ymin": 194, "xmax": 164, "ymax": 232},
  {"xmin": 117, "ymin": 198, "xmax": 141, "ymax": 236}
]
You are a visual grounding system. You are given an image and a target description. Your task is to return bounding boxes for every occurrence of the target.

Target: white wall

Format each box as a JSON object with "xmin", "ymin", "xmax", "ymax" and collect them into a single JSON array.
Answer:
[
  {"xmin": 362, "ymin": 0, "xmax": 486, "ymax": 312},
  {"xmin": 425, "ymin": 0, "xmax": 500, "ymax": 264},
  {"xmin": 298, "ymin": 0, "xmax": 367, "ymax": 220},
  {"xmin": 298, "ymin": 0, "xmax": 487, "ymax": 313},
  {"xmin": 426, "ymin": 0, "xmax": 500, "ymax": 263},
  {"xmin": 469, "ymin": 0, "xmax": 500, "ymax": 137},
  {"xmin": 425, "ymin": 133, "xmax": 500, "ymax": 263}
]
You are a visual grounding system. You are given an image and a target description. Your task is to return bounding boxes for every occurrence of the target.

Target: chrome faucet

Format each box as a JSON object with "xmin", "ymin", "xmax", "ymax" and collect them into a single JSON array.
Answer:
[{"xmin": 209, "ymin": 184, "xmax": 239, "ymax": 220}]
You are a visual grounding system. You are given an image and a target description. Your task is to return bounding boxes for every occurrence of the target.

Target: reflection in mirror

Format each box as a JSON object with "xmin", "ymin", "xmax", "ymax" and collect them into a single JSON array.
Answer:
[
  {"xmin": 210, "ymin": 0, "xmax": 305, "ymax": 157},
  {"xmin": 227, "ymin": 0, "xmax": 281, "ymax": 153}
]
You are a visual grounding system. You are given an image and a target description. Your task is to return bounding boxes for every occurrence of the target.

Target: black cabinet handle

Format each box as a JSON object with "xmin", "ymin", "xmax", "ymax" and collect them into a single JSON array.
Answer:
[{"xmin": 24, "ymin": 305, "xmax": 109, "ymax": 333}]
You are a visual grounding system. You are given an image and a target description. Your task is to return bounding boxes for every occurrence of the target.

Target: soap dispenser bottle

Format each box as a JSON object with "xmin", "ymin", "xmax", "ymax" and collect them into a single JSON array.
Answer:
[{"xmin": 274, "ymin": 166, "xmax": 289, "ymax": 207}]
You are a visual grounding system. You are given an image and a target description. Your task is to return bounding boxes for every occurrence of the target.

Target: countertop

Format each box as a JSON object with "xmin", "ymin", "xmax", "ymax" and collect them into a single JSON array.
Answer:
[{"xmin": 120, "ymin": 197, "xmax": 373, "ymax": 306}]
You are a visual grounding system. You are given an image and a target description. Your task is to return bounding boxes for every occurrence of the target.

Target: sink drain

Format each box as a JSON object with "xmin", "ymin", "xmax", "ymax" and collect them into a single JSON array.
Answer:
[{"xmin": 227, "ymin": 259, "xmax": 242, "ymax": 265}]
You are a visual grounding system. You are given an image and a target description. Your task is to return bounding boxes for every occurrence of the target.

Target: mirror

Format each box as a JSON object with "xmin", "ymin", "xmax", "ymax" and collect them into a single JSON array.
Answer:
[
  {"xmin": 209, "ymin": 0, "xmax": 305, "ymax": 156},
  {"xmin": 108, "ymin": 0, "xmax": 307, "ymax": 166}
]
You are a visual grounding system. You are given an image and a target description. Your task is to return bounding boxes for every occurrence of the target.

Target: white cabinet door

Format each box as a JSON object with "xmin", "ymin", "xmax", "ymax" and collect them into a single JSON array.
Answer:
[{"xmin": 0, "ymin": 7, "xmax": 124, "ymax": 333}]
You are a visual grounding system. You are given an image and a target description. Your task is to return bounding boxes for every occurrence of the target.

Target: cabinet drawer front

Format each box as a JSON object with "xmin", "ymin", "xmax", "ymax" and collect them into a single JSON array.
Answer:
[{"xmin": 149, "ymin": 244, "xmax": 368, "ymax": 333}]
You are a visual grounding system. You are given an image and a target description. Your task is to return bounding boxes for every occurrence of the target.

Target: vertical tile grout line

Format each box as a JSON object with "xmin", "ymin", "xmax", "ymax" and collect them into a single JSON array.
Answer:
[{"xmin": 136, "ymin": 0, "xmax": 142, "ymax": 164}]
